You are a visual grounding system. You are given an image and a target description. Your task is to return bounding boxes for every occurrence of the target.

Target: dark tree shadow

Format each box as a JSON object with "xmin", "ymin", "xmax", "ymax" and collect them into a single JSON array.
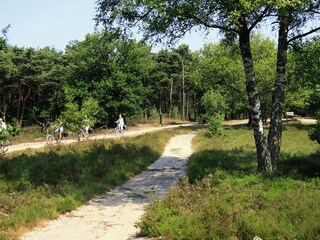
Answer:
[
  {"xmin": 0, "ymin": 142, "xmax": 159, "ymax": 192},
  {"xmin": 187, "ymin": 148, "xmax": 320, "ymax": 183}
]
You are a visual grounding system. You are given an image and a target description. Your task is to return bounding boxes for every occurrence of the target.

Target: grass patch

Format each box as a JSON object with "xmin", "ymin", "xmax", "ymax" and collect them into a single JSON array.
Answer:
[
  {"xmin": 138, "ymin": 124, "xmax": 320, "ymax": 240},
  {"xmin": 0, "ymin": 127, "xmax": 192, "ymax": 240},
  {"xmin": 8, "ymin": 125, "xmax": 46, "ymax": 144}
]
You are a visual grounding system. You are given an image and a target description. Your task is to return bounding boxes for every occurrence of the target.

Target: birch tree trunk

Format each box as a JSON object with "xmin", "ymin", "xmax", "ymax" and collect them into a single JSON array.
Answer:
[
  {"xmin": 239, "ymin": 24, "xmax": 272, "ymax": 172},
  {"xmin": 268, "ymin": 12, "xmax": 289, "ymax": 170}
]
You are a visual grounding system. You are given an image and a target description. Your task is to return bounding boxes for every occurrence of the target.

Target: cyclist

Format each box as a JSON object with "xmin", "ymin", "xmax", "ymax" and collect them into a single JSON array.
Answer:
[
  {"xmin": 0, "ymin": 118, "xmax": 6, "ymax": 132},
  {"xmin": 82, "ymin": 115, "xmax": 90, "ymax": 136},
  {"xmin": 55, "ymin": 118, "xmax": 63, "ymax": 143},
  {"xmin": 116, "ymin": 114, "xmax": 124, "ymax": 132},
  {"xmin": 0, "ymin": 118, "xmax": 9, "ymax": 149}
]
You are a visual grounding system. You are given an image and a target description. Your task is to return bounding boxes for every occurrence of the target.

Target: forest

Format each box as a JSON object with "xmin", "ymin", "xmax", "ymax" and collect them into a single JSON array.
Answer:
[{"xmin": 1, "ymin": 30, "xmax": 319, "ymax": 129}]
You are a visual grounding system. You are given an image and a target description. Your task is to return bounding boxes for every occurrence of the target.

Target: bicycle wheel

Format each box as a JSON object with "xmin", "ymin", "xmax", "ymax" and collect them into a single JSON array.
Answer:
[
  {"xmin": 76, "ymin": 131, "xmax": 82, "ymax": 142},
  {"xmin": 46, "ymin": 134, "xmax": 55, "ymax": 145},
  {"xmin": 76, "ymin": 130, "xmax": 86, "ymax": 142},
  {"xmin": 0, "ymin": 142, "xmax": 6, "ymax": 154}
]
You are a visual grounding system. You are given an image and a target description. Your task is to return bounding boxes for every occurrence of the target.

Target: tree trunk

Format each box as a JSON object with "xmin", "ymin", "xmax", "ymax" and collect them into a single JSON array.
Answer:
[
  {"xmin": 268, "ymin": 14, "xmax": 289, "ymax": 170},
  {"xmin": 0, "ymin": 94, "xmax": 6, "ymax": 120},
  {"xmin": 144, "ymin": 109, "xmax": 148, "ymax": 121},
  {"xmin": 16, "ymin": 81, "xmax": 22, "ymax": 126},
  {"xmin": 181, "ymin": 58, "xmax": 186, "ymax": 121},
  {"xmin": 186, "ymin": 96, "xmax": 189, "ymax": 121},
  {"xmin": 158, "ymin": 89, "xmax": 163, "ymax": 125},
  {"xmin": 169, "ymin": 79, "xmax": 173, "ymax": 119},
  {"xmin": 239, "ymin": 24, "xmax": 272, "ymax": 172},
  {"xmin": 16, "ymin": 86, "xmax": 31, "ymax": 128},
  {"xmin": 159, "ymin": 107, "xmax": 163, "ymax": 126},
  {"xmin": 247, "ymin": 110, "xmax": 253, "ymax": 127}
]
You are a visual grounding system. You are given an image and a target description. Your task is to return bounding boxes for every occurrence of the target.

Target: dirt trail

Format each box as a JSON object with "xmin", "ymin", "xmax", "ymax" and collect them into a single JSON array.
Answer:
[
  {"xmin": 7, "ymin": 123, "xmax": 195, "ymax": 153},
  {"xmin": 19, "ymin": 132, "xmax": 197, "ymax": 240},
  {"xmin": 8, "ymin": 118, "xmax": 316, "ymax": 154}
]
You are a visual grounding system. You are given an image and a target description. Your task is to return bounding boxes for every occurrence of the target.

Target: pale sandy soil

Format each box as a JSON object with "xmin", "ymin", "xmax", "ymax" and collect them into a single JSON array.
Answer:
[
  {"xmin": 17, "ymin": 125, "xmax": 197, "ymax": 240},
  {"xmin": 297, "ymin": 118, "xmax": 317, "ymax": 125},
  {"xmin": 7, "ymin": 123, "xmax": 195, "ymax": 154},
  {"xmin": 222, "ymin": 118, "xmax": 316, "ymax": 126},
  {"xmin": 7, "ymin": 118, "xmax": 316, "ymax": 154}
]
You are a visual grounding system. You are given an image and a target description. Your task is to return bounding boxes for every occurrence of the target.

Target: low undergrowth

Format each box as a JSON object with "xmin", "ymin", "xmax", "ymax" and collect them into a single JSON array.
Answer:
[
  {"xmin": 138, "ymin": 124, "xmax": 320, "ymax": 240},
  {"xmin": 0, "ymin": 127, "xmax": 191, "ymax": 240}
]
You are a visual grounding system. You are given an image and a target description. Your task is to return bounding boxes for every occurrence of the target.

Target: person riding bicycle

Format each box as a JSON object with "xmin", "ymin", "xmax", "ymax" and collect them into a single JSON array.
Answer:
[
  {"xmin": 0, "ymin": 118, "xmax": 9, "ymax": 146},
  {"xmin": 116, "ymin": 114, "xmax": 124, "ymax": 132},
  {"xmin": 55, "ymin": 118, "xmax": 63, "ymax": 143},
  {"xmin": 82, "ymin": 115, "xmax": 90, "ymax": 136},
  {"xmin": 0, "ymin": 118, "xmax": 6, "ymax": 133}
]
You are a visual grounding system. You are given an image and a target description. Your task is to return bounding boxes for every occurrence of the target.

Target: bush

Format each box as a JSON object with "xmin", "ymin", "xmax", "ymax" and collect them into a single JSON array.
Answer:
[
  {"xmin": 0, "ymin": 125, "xmax": 21, "ymax": 143},
  {"xmin": 309, "ymin": 114, "xmax": 320, "ymax": 144},
  {"xmin": 205, "ymin": 113, "xmax": 226, "ymax": 137},
  {"xmin": 56, "ymin": 196, "xmax": 77, "ymax": 213},
  {"xmin": 171, "ymin": 106, "xmax": 180, "ymax": 119},
  {"xmin": 6, "ymin": 124, "xmax": 21, "ymax": 137}
]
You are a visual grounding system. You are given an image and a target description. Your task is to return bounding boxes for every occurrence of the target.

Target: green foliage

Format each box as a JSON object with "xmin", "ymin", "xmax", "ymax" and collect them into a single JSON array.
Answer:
[
  {"xmin": 139, "ymin": 125, "xmax": 320, "ymax": 240},
  {"xmin": 1, "ymin": 23, "xmax": 302, "ymax": 131},
  {"xmin": 146, "ymin": 107, "xmax": 158, "ymax": 119},
  {"xmin": 171, "ymin": 106, "xmax": 180, "ymax": 119},
  {"xmin": 0, "ymin": 125, "xmax": 21, "ymax": 142},
  {"xmin": 251, "ymin": 34, "xmax": 276, "ymax": 120},
  {"xmin": 0, "ymin": 25, "xmax": 10, "ymax": 49},
  {"xmin": 197, "ymin": 42, "xmax": 247, "ymax": 119},
  {"xmin": 60, "ymin": 101, "xmax": 82, "ymax": 132},
  {"xmin": 306, "ymin": 84, "xmax": 320, "ymax": 115},
  {"xmin": 60, "ymin": 94, "xmax": 100, "ymax": 132},
  {"xmin": 140, "ymin": 175, "xmax": 320, "ymax": 240},
  {"xmin": 6, "ymin": 124, "xmax": 21, "ymax": 137},
  {"xmin": 201, "ymin": 90, "xmax": 227, "ymax": 116},
  {"xmin": 56, "ymin": 196, "xmax": 77, "ymax": 213},
  {"xmin": 65, "ymin": 32, "xmax": 155, "ymax": 124},
  {"xmin": 81, "ymin": 97, "xmax": 100, "ymax": 125},
  {"xmin": 205, "ymin": 114, "xmax": 227, "ymax": 137},
  {"xmin": 286, "ymin": 36, "xmax": 320, "ymax": 115},
  {"xmin": 0, "ymin": 46, "xmax": 67, "ymax": 126},
  {"xmin": 309, "ymin": 114, "xmax": 320, "ymax": 144}
]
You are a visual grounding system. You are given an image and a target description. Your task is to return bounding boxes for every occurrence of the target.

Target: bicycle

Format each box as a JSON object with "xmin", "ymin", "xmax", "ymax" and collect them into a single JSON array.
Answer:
[
  {"xmin": 46, "ymin": 127, "xmax": 68, "ymax": 145},
  {"xmin": 114, "ymin": 124, "xmax": 127, "ymax": 135},
  {"xmin": 0, "ymin": 139, "xmax": 10, "ymax": 155},
  {"xmin": 76, "ymin": 127, "xmax": 93, "ymax": 142}
]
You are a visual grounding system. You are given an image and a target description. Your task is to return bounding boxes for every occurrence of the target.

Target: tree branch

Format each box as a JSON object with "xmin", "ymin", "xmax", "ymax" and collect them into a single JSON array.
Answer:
[
  {"xmin": 248, "ymin": 7, "xmax": 270, "ymax": 32},
  {"xmin": 288, "ymin": 26, "xmax": 320, "ymax": 43}
]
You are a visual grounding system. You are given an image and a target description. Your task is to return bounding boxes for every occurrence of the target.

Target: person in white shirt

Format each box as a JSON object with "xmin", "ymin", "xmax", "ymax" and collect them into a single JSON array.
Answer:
[
  {"xmin": 116, "ymin": 114, "xmax": 124, "ymax": 131},
  {"xmin": 82, "ymin": 115, "xmax": 90, "ymax": 135},
  {"xmin": 0, "ymin": 118, "xmax": 6, "ymax": 133}
]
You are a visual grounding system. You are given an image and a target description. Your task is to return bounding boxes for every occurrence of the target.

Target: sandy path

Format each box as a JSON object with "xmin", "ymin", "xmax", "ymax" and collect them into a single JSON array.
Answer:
[
  {"xmin": 7, "ymin": 118, "xmax": 316, "ymax": 154},
  {"xmin": 7, "ymin": 123, "xmax": 195, "ymax": 154},
  {"xmin": 19, "ymin": 132, "xmax": 197, "ymax": 240}
]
